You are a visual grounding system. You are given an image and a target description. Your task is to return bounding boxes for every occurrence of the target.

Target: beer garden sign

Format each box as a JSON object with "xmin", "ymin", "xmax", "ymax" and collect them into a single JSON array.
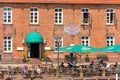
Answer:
[{"xmin": 64, "ymin": 24, "xmax": 80, "ymax": 36}]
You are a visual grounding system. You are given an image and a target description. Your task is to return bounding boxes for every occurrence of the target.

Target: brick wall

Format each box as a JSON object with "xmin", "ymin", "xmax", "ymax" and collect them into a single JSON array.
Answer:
[{"xmin": 0, "ymin": 3, "xmax": 120, "ymax": 63}]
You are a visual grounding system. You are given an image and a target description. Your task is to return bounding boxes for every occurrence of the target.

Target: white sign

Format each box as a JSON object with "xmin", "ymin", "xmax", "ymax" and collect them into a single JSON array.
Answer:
[
  {"xmin": 17, "ymin": 47, "xmax": 24, "ymax": 51},
  {"xmin": 44, "ymin": 47, "xmax": 51, "ymax": 50},
  {"xmin": 64, "ymin": 24, "xmax": 80, "ymax": 35}
]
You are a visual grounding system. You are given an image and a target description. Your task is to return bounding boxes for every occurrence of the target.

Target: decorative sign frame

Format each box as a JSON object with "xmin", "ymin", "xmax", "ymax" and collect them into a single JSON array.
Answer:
[{"xmin": 64, "ymin": 24, "xmax": 80, "ymax": 36}]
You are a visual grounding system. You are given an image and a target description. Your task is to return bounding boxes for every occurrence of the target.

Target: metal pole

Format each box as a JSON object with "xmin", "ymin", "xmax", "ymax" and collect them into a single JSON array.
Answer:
[{"xmin": 57, "ymin": 41, "xmax": 60, "ymax": 78}]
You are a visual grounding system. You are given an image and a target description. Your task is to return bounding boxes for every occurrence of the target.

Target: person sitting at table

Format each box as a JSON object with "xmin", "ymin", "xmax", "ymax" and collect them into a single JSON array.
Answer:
[
  {"xmin": 21, "ymin": 65, "xmax": 28, "ymax": 74},
  {"xmin": 59, "ymin": 62, "xmax": 65, "ymax": 68},
  {"xmin": 36, "ymin": 65, "xmax": 42, "ymax": 75},
  {"xmin": 72, "ymin": 61, "xmax": 77, "ymax": 68},
  {"xmin": 67, "ymin": 62, "xmax": 72, "ymax": 68},
  {"xmin": 114, "ymin": 62, "xmax": 118, "ymax": 68}
]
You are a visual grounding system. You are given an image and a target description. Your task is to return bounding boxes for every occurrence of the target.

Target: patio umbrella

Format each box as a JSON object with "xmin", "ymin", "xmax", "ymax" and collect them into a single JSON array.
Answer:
[
  {"xmin": 58, "ymin": 44, "xmax": 98, "ymax": 53},
  {"xmin": 97, "ymin": 44, "xmax": 120, "ymax": 52}
]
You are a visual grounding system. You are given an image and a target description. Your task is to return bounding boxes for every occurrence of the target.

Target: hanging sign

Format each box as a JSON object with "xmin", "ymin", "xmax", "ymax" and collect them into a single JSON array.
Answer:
[{"xmin": 64, "ymin": 24, "xmax": 80, "ymax": 36}]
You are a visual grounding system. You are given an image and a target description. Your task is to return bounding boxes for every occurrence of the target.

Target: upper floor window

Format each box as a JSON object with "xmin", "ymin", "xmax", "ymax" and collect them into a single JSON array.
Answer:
[
  {"xmin": 106, "ymin": 35, "xmax": 114, "ymax": 46},
  {"xmin": 3, "ymin": 36, "xmax": 12, "ymax": 53},
  {"xmin": 54, "ymin": 36, "xmax": 63, "ymax": 52},
  {"xmin": 81, "ymin": 36, "xmax": 90, "ymax": 46},
  {"xmin": 54, "ymin": 8, "xmax": 63, "ymax": 25},
  {"xmin": 30, "ymin": 7, "xmax": 39, "ymax": 24},
  {"xmin": 106, "ymin": 8, "xmax": 115, "ymax": 25},
  {"xmin": 3, "ymin": 7, "xmax": 12, "ymax": 24},
  {"xmin": 81, "ymin": 8, "xmax": 90, "ymax": 25}
]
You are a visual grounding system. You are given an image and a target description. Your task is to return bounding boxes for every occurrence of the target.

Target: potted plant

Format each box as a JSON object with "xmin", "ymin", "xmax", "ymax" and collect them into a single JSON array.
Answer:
[
  {"xmin": 22, "ymin": 51, "xmax": 29, "ymax": 63},
  {"xmin": 85, "ymin": 52, "xmax": 89, "ymax": 62}
]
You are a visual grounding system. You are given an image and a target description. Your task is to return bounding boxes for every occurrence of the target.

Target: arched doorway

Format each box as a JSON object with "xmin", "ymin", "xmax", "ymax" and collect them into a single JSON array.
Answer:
[{"xmin": 25, "ymin": 32, "xmax": 43, "ymax": 58}]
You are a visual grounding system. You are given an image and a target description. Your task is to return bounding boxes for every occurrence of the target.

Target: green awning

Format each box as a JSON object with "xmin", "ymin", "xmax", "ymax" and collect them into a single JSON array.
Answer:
[{"xmin": 25, "ymin": 32, "xmax": 43, "ymax": 43}]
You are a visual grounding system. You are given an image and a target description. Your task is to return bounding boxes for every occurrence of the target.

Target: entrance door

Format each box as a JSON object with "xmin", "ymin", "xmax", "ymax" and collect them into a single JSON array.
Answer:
[{"xmin": 30, "ymin": 43, "xmax": 39, "ymax": 58}]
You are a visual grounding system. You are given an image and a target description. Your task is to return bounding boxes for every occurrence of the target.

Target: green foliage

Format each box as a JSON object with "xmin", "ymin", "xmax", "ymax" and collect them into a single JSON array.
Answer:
[
  {"xmin": 22, "ymin": 51, "xmax": 27, "ymax": 59},
  {"xmin": 85, "ymin": 52, "xmax": 89, "ymax": 57},
  {"xmin": 22, "ymin": 51, "xmax": 29, "ymax": 63},
  {"xmin": 40, "ymin": 57, "xmax": 52, "ymax": 62},
  {"xmin": 44, "ymin": 51, "xmax": 48, "ymax": 56}
]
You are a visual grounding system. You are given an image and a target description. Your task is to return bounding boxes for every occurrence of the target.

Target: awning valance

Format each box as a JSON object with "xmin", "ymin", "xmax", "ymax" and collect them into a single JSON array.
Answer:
[{"xmin": 25, "ymin": 32, "xmax": 43, "ymax": 43}]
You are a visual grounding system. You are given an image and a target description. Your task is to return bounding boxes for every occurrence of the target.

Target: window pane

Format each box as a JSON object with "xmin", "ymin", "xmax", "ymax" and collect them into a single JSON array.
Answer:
[
  {"xmin": 30, "ymin": 8, "xmax": 33, "ymax": 11},
  {"xmin": 55, "ymin": 9, "xmax": 58, "ymax": 12},
  {"xmin": 35, "ymin": 8, "xmax": 37, "ymax": 11},
  {"xmin": 4, "ymin": 37, "xmax": 7, "ymax": 39}
]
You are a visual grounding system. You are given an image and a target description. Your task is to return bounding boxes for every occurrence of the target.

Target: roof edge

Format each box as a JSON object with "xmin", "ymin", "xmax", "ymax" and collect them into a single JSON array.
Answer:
[{"xmin": 1, "ymin": 1, "xmax": 120, "ymax": 5}]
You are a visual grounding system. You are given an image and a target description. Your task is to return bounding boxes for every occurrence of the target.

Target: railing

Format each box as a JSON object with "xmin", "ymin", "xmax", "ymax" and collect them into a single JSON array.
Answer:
[{"xmin": 0, "ymin": 65, "xmax": 119, "ymax": 79}]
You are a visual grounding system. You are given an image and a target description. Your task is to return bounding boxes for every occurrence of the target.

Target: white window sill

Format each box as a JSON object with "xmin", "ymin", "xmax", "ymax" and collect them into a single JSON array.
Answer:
[
  {"xmin": 106, "ymin": 23, "xmax": 115, "ymax": 26},
  {"xmin": 81, "ymin": 23, "xmax": 90, "ymax": 26},
  {"xmin": 3, "ymin": 23, "xmax": 12, "ymax": 25},
  {"xmin": 4, "ymin": 52, "xmax": 12, "ymax": 54},
  {"xmin": 54, "ymin": 23, "xmax": 63, "ymax": 26}
]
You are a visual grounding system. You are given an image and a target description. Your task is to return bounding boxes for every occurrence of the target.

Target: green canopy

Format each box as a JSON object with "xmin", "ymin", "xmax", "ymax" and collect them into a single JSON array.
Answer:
[
  {"xmin": 25, "ymin": 32, "xmax": 43, "ymax": 43},
  {"xmin": 97, "ymin": 44, "xmax": 120, "ymax": 52},
  {"xmin": 58, "ymin": 44, "xmax": 98, "ymax": 52}
]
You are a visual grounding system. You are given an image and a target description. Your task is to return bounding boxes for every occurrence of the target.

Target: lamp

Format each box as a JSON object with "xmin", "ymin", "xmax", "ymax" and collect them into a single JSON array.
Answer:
[
  {"xmin": 44, "ymin": 40, "xmax": 46, "ymax": 43},
  {"xmin": 56, "ymin": 36, "xmax": 61, "ymax": 78},
  {"xmin": 22, "ymin": 39, "xmax": 25, "ymax": 45}
]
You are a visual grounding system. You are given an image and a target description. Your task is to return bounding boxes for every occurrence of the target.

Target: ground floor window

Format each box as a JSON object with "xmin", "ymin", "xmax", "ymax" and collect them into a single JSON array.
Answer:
[
  {"xmin": 81, "ymin": 36, "xmax": 90, "ymax": 46},
  {"xmin": 106, "ymin": 35, "xmax": 114, "ymax": 46},
  {"xmin": 54, "ymin": 36, "xmax": 63, "ymax": 52},
  {"xmin": 3, "ymin": 36, "xmax": 12, "ymax": 53}
]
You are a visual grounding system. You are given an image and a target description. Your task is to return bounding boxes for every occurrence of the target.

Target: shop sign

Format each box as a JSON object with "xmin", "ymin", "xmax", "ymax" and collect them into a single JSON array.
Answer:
[
  {"xmin": 17, "ymin": 47, "xmax": 24, "ymax": 51},
  {"xmin": 64, "ymin": 24, "xmax": 80, "ymax": 35}
]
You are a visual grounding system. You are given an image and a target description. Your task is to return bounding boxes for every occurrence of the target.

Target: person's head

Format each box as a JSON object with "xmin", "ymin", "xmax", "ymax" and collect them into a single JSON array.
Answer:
[
  {"xmin": 61, "ymin": 62, "xmax": 64, "ymax": 65},
  {"xmin": 38, "ymin": 65, "xmax": 40, "ymax": 68}
]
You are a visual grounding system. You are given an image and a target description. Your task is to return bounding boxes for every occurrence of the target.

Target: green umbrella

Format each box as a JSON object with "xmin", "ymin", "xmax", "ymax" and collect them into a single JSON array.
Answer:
[
  {"xmin": 58, "ymin": 44, "xmax": 98, "ymax": 52},
  {"xmin": 97, "ymin": 44, "xmax": 120, "ymax": 52}
]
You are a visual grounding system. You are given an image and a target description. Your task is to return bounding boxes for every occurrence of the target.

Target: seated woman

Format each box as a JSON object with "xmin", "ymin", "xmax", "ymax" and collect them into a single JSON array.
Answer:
[
  {"xmin": 36, "ymin": 65, "xmax": 42, "ymax": 75},
  {"xmin": 21, "ymin": 65, "xmax": 28, "ymax": 74}
]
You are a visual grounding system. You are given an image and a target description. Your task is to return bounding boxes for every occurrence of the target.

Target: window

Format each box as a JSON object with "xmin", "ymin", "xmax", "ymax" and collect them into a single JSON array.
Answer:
[
  {"xmin": 3, "ymin": 7, "xmax": 12, "ymax": 24},
  {"xmin": 54, "ymin": 36, "xmax": 63, "ymax": 51},
  {"xmin": 106, "ymin": 8, "xmax": 115, "ymax": 25},
  {"xmin": 106, "ymin": 35, "xmax": 114, "ymax": 46},
  {"xmin": 30, "ymin": 7, "xmax": 39, "ymax": 24},
  {"xmin": 81, "ymin": 8, "xmax": 90, "ymax": 25},
  {"xmin": 54, "ymin": 8, "xmax": 63, "ymax": 25},
  {"xmin": 4, "ymin": 36, "xmax": 12, "ymax": 53},
  {"xmin": 81, "ymin": 36, "xmax": 90, "ymax": 46}
]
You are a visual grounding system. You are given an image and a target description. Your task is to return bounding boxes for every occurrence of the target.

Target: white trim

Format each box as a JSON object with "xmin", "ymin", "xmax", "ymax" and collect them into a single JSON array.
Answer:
[
  {"xmin": 54, "ymin": 7, "xmax": 63, "ymax": 25},
  {"xmin": 3, "ymin": 7, "xmax": 12, "ymax": 24},
  {"xmin": 3, "ymin": 36, "xmax": 12, "ymax": 53},
  {"xmin": 54, "ymin": 36, "xmax": 63, "ymax": 52},
  {"xmin": 81, "ymin": 8, "xmax": 90, "ymax": 25},
  {"xmin": 106, "ymin": 35, "xmax": 114, "ymax": 46},
  {"xmin": 29, "ymin": 7, "xmax": 39, "ymax": 24},
  {"xmin": 106, "ymin": 8, "xmax": 115, "ymax": 25},
  {"xmin": 81, "ymin": 36, "xmax": 90, "ymax": 46}
]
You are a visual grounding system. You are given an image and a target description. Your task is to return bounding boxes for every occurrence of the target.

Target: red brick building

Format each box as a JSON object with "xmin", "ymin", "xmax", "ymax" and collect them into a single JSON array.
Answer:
[{"xmin": 0, "ymin": 0, "xmax": 120, "ymax": 63}]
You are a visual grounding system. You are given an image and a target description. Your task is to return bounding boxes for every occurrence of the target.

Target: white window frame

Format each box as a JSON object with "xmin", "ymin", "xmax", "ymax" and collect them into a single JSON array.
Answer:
[
  {"xmin": 30, "ymin": 7, "xmax": 39, "ymax": 24},
  {"xmin": 54, "ymin": 36, "xmax": 63, "ymax": 52},
  {"xmin": 106, "ymin": 8, "xmax": 115, "ymax": 25},
  {"xmin": 3, "ymin": 7, "xmax": 12, "ymax": 24},
  {"xmin": 81, "ymin": 36, "xmax": 90, "ymax": 46},
  {"xmin": 81, "ymin": 8, "xmax": 90, "ymax": 25},
  {"xmin": 3, "ymin": 36, "xmax": 12, "ymax": 53},
  {"xmin": 106, "ymin": 35, "xmax": 114, "ymax": 46},
  {"xmin": 54, "ymin": 8, "xmax": 63, "ymax": 25}
]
